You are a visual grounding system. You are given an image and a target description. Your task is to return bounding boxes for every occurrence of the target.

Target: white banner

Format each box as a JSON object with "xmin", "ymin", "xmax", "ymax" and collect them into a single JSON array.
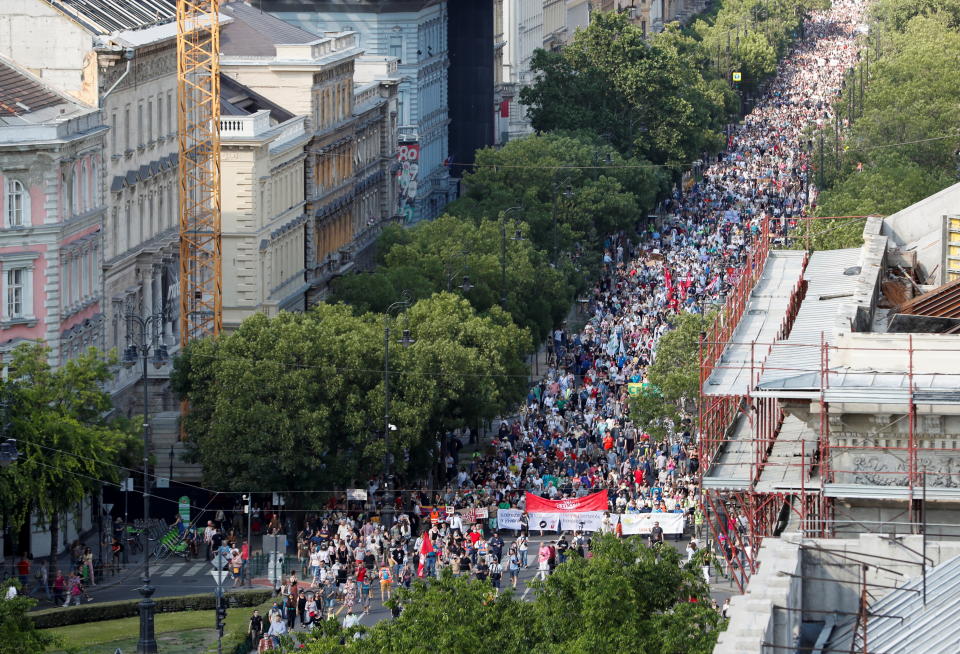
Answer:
[
  {"xmin": 528, "ymin": 513, "xmax": 560, "ymax": 532},
  {"xmin": 497, "ymin": 509, "xmax": 524, "ymax": 531},
  {"xmin": 346, "ymin": 489, "xmax": 367, "ymax": 501},
  {"xmin": 616, "ymin": 512, "xmax": 685, "ymax": 535},
  {"xmin": 559, "ymin": 511, "xmax": 604, "ymax": 532}
]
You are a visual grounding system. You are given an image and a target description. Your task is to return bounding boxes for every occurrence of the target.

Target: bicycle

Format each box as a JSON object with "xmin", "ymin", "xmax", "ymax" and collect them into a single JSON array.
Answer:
[{"xmin": 125, "ymin": 527, "xmax": 144, "ymax": 556}]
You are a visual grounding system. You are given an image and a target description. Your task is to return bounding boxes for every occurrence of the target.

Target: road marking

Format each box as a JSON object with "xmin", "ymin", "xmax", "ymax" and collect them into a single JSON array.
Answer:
[
  {"xmin": 521, "ymin": 587, "xmax": 531, "ymax": 600},
  {"xmin": 160, "ymin": 563, "xmax": 184, "ymax": 576},
  {"xmin": 185, "ymin": 563, "xmax": 207, "ymax": 576}
]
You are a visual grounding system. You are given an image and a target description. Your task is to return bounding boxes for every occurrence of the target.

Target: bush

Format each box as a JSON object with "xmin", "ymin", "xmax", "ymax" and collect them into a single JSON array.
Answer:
[{"xmin": 32, "ymin": 588, "xmax": 273, "ymax": 629}]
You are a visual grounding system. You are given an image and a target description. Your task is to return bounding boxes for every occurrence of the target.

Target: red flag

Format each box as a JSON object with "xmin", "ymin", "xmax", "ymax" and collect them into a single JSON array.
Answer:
[
  {"xmin": 525, "ymin": 491, "xmax": 608, "ymax": 513},
  {"xmin": 417, "ymin": 532, "xmax": 433, "ymax": 577},
  {"xmin": 663, "ymin": 267, "xmax": 673, "ymax": 296}
]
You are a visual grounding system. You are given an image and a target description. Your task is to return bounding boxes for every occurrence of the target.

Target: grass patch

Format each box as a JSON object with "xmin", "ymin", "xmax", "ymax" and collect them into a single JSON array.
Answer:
[{"xmin": 46, "ymin": 606, "xmax": 250, "ymax": 653}]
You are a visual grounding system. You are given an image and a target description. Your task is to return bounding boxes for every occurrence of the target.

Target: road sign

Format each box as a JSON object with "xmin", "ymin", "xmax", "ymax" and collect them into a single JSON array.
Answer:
[
  {"xmin": 178, "ymin": 496, "xmax": 190, "ymax": 522},
  {"xmin": 210, "ymin": 570, "xmax": 230, "ymax": 586},
  {"xmin": 211, "ymin": 553, "xmax": 230, "ymax": 571},
  {"xmin": 732, "ymin": 71, "xmax": 742, "ymax": 82},
  {"xmin": 103, "ymin": 503, "xmax": 114, "ymax": 514}
]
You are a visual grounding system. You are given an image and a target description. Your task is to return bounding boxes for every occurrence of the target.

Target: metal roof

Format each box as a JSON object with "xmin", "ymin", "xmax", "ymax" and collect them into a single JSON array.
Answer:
[
  {"xmin": 0, "ymin": 58, "xmax": 72, "ymax": 117},
  {"xmin": 44, "ymin": 0, "xmax": 175, "ymax": 34},
  {"xmin": 825, "ymin": 554, "xmax": 960, "ymax": 654},
  {"xmin": 221, "ymin": 1, "xmax": 320, "ymax": 57},
  {"xmin": 702, "ymin": 250, "xmax": 807, "ymax": 396},
  {"xmin": 757, "ymin": 248, "xmax": 862, "ymax": 390}
]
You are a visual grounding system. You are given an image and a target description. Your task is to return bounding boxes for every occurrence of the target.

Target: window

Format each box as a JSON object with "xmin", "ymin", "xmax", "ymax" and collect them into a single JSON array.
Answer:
[
  {"xmin": 167, "ymin": 92, "xmax": 174, "ymax": 135},
  {"xmin": 6, "ymin": 268, "xmax": 24, "ymax": 318},
  {"xmin": 156, "ymin": 99, "xmax": 162, "ymax": 141},
  {"xmin": 110, "ymin": 112, "xmax": 118, "ymax": 154},
  {"xmin": 5, "ymin": 179, "xmax": 27, "ymax": 227},
  {"xmin": 124, "ymin": 106, "xmax": 131, "ymax": 151},
  {"xmin": 147, "ymin": 98, "xmax": 153, "ymax": 142},
  {"xmin": 389, "ymin": 35, "xmax": 402, "ymax": 61},
  {"xmin": 72, "ymin": 163, "xmax": 82, "ymax": 215}
]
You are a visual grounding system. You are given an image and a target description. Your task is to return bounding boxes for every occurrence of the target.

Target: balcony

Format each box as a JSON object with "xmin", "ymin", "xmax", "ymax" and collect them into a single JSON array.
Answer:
[{"xmin": 220, "ymin": 110, "xmax": 272, "ymax": 139}]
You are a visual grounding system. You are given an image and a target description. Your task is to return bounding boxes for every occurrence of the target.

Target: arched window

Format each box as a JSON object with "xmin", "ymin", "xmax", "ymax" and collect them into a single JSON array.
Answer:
[{"xmin": 5, "ymin": 179, "xmax": 28, "ymax": 227}]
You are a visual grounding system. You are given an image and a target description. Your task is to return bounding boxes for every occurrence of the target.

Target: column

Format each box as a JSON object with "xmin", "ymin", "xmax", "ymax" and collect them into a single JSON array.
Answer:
[{"xmin": 142, "ymin": 264, "xmax": 153, "ymax": 320}]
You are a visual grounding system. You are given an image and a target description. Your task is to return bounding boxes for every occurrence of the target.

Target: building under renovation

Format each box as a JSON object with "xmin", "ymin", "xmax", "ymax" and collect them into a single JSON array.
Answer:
[{"xmin": 699, "ymin": 182, "xmax": 960, "ymax": 594}]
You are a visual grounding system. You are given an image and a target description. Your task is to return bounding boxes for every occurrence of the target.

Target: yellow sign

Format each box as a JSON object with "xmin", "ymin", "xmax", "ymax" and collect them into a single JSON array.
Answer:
[
  {"xmin": 732, "ymin": 71, "xmax": 742, "ymax": 82},
  {"xmin": 627, "ymin": 382, "xmax": 642, "ymax": 397}
]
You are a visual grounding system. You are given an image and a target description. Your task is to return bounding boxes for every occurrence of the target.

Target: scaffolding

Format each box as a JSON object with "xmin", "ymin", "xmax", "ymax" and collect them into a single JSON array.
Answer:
[{"xmin": 697, "ymin": 217, "xmax": 960, "ymax": 593}]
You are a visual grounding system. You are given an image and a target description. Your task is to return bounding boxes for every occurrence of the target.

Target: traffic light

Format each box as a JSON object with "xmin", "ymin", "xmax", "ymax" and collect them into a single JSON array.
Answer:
[{"xmin": 215, "ymin": 604, "xmax": 227, "ymax": 635}]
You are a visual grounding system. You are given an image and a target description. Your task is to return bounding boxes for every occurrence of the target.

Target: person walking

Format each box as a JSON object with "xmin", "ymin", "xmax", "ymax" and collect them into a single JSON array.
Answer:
[
  {"xmin": 536, "ymin": 543, "xmax": 551, "ymax": 581},
  {"xmin": 248, "ymin": 609, "xmax": 263, "ymax": 649}
]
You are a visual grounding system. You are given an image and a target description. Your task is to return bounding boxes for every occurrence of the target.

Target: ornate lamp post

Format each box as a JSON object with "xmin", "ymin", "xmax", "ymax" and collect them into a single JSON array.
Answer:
[{"xmin": 121, "ymin": 309, "xmax": 169, "ymax": 654}]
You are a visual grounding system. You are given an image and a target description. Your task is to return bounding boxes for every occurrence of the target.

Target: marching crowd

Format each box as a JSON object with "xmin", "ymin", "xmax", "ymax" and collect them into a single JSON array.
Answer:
[{"xmin": 244, "ymin": 0, "xmax": 866, "ymax": 647}]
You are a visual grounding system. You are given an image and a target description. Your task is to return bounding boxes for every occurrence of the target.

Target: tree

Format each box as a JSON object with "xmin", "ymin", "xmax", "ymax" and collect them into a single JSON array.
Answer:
[
  {"xmin": 0, "ymin": 344, "xmax": 135, "ymax": 578},
  {"xmin": 521, "ymin": 13, "xmax": 729, "ymax": 165},
  {"xmin": 0, "ymin": 580, "xmax": 59, "ymax": 653},
  {"xmin": 173, "ymin": 298, "xmax": 530, "ymax": 492},
  {"xmin": 532, "ymin": 536, "xmax": 711, "ymax": 654},
  {"xmin": 455, "ymin": 132, "xmax": 665, "ymax": 254},
  {"xmin": 648, "ymin": 312, "xmax": 713, "ymax": 407},
  {"xmin": 299, "ymin": 535, "xmax": 722, "ymax": 654}
]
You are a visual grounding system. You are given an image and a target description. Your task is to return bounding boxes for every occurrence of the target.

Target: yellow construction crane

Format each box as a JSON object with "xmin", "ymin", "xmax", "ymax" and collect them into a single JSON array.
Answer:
[{"xmin": 176, "ymin": 0, "xmax": 222, "ymax": 344}]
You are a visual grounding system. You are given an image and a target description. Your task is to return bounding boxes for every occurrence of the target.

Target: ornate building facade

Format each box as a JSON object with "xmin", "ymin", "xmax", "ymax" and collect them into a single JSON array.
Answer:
[{"xmin": 0, "ymin": 56, "xmax": 107, "ymax": 366}]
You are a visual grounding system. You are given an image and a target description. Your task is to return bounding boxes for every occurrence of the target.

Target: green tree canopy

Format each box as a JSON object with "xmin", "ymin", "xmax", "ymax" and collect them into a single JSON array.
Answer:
[
  {"xmin": 299, "ymin": 535, "xmax": 723, "ymax": 654},
  {"xmin": 521, "ymin": 13, "xmax": 730, "ymax": 165},
  {"xmin": 0, "ymin": 344, "xmax": 135, "ymax": 576},
  {"xmin": 173, "ymin": 297, "xmax": 529, "ymax": 493}
]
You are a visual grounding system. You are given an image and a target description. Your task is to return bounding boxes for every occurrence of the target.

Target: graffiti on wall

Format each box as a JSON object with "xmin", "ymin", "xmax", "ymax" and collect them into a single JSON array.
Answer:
[{"xmin": 397, "ymin": 142, "xmax": 419, "ymax": 224}]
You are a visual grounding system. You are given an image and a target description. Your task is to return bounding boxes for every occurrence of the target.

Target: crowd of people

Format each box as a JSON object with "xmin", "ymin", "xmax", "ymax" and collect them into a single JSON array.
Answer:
[{"xmin": 241, "ymin": 1, "xmax": 866, "ymax": 647}]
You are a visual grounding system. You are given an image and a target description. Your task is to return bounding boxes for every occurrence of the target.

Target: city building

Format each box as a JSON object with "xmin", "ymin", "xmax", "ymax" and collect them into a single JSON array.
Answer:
[
  {"xmin": 261, "ymin": 0, "xmax": 453, "ymax": 223},
  {"xmin": 593, "ymin": 0, "xmax": 708, "ymax": 36},
  {"xmin": 218, "ymin": 75, "xmax": 311, "ymax": 329},
  {"xmin": 0, "ymin": 56, "xmax": 107, "ymax": 367},
  {"xmin": 493, "ymin": 0, "xmax": 590, "ymax": 144},
  {"xmin": 219, "ymin": 0, "xmax": 401, "ymax": 303},
  {"xmin": 0, "ymin": 0, "xmax": 187, "ymax": 419}
]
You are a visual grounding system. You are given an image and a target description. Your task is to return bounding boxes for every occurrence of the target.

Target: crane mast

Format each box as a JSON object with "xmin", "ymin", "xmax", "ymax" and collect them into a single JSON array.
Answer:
[{"xmin": 177, "ymin": 0, "xmax": 222, "ymax": 345}]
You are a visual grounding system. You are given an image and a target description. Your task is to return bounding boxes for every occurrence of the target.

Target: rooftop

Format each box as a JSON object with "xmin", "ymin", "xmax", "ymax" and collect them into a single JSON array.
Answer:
[
  {"xmin": 221, "ymin": 1, "xmax": 321, "ymax": 57},
  {"xmin": 0, "ymin": 56, "xmax": 96, "ymax": 135},
  {"xmin": 44, "ymin": 0, "xmax": 176, "ymax": 35},
  {"xmin": 259, "ymin": 0, "xmax": 443, "ymax": 13},
  {"xmin": 220, "ymin": 74, "xmax": 294, "ymax": 122},
  {"xmin": 825, "ymin": 554, "xmax": 960, "ymax": 654}
]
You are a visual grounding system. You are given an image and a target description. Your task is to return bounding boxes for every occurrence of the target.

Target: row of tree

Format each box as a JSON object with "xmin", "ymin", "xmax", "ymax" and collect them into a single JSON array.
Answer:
[
  {"xmin": 520, "ymin": 1, "xmax": 826, "ymax": 169},
  {"xmin": 805, "ymin": 0, "xmax": 960, "ymax": 247},
  {"xmin": 0, "ymin": 345, "xmax": 137, "ymax": 577},
  {"xmin": 298, "ymin": 535, "xmax": 725, "ymax": 654}
]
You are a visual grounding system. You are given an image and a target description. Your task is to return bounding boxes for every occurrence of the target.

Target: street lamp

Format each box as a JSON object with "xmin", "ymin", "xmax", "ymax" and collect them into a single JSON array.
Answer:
[
  {"xmin": 381, "ymin": 293, "xmax": 415, "ymax": 530},
  {"xmin": 122, "ymin": 308, "xmax": 169, "ymax": 654},
  {"xmin": 498, "ymin": 206, "xmax": 523, "ymax": 308}
]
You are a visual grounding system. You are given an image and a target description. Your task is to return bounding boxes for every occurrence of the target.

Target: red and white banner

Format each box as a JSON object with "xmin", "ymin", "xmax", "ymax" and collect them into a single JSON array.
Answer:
[{"xmin": 525, "ymin": 491, "xmax": 608, "ymax": 513}]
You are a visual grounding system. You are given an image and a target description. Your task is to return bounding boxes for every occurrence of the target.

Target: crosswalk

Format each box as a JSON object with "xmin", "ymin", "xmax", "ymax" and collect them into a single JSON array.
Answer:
[{"xmin": 154, "ymin": 560, "xmax": 211, "ymax": 577}]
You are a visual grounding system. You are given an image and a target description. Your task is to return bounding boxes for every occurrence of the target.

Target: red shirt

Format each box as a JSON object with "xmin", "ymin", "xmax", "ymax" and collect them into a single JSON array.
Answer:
[
  {"xmin": 17, "ymin": 559, "xmax": 29, "ymax": 576},
  {"xmin": 468, "ymin": 531, "xmax": 481, "ymax": 546}
]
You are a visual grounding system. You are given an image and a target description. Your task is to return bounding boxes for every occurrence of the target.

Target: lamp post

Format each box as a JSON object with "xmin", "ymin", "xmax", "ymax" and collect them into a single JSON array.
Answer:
[
  {"xmin": 121, "ymin": 309, "xmax": 169, "ymax": 654},
  {"xmin": 498, "ymin": 206, "xmax": 523, "ymax": 308},
  {"xmin": 381, "ymin": 293, "xmax": 415, "ymax": 530}
]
